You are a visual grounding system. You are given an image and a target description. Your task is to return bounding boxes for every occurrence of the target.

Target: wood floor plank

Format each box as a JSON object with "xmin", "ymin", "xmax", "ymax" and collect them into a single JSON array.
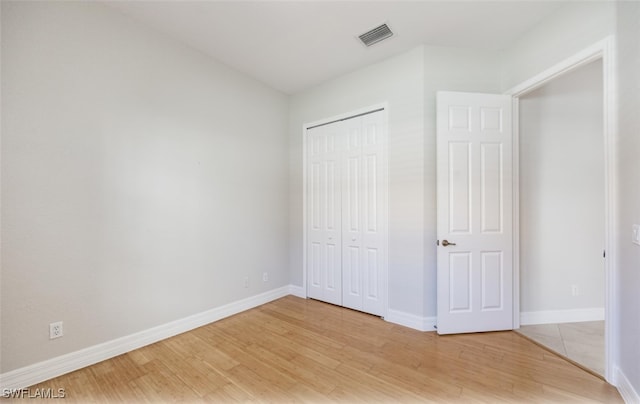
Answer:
[{"xmin": 17, "ymin": 296, "xmax": 621, "ymax": 403}]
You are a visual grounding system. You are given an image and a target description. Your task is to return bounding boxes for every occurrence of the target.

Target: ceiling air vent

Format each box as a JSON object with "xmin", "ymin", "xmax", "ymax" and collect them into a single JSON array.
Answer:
[{"xmin": 358, "ymin": 23, "xmax": 393, "ymax": 47}]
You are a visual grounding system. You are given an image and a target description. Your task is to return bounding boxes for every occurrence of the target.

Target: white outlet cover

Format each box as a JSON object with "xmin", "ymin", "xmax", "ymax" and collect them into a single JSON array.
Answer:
[
  {"xmin": 49, "ymin": 321, "xmax": 63, "ymax": 339},
  {"xmin": 633, "ymin": 224, "xmax": 640, "ymax": 246}
]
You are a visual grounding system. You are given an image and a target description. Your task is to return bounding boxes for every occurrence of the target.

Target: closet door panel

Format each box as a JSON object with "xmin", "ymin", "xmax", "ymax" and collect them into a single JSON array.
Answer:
[
  {"xmin": 342, "ymin": 117, "xmax": 364, "ymax": 310},
  {"xmin": 307, "ymin": 124, "xmax": 342, "ymax": 305},
  {"xmin": 361, "ymin": 112, "xmax": 385, "ymax": 316}
]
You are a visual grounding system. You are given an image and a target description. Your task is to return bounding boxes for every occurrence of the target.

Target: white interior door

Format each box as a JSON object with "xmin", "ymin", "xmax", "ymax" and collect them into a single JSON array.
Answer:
[
  {"xmin": 306, "ymin": 109, "xmax": 386, "ymax": 316},
  {"xmin": 307, "ymin": 123, "xmax": 342, "ymax": 306},
  {"xmin": 342, "ymin": 112, "xmax": 385, "ymax": 316},
  {"xmin": 436, "ymin": 91, "xmax": 513, "ymax": 334}
]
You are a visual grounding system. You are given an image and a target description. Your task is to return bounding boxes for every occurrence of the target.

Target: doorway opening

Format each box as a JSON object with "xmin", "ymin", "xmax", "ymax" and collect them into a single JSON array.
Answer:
[
  {"xmin": 516, "ymin": 59, "xmax": 605, "ymax": 377},
  {"xmin": 432, "ymin": 37, "xmax": 615, "ymax": 382}
]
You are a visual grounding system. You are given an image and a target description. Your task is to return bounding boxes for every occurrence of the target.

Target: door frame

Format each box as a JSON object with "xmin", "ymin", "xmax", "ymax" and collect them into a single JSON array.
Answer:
[
  {"xmin": 301, "ymin": 103, "xmax": 390, "ymax": 318},
  {"xmin": 505, "ymin": 36, "xmax": 617, "ymax": 383}
]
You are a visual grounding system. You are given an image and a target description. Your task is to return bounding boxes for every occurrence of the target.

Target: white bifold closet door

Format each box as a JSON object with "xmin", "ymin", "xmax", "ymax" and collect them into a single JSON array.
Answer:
[{"xmin": 307, "ymin": 110, "xmax": 385, "ymax": 316}]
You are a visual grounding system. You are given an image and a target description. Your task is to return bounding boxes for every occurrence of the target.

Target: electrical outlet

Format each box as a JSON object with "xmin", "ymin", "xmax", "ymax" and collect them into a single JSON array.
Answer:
[
  {"xmin": 571, "ymin": 285, "xmax": 579, "ymax": 297},
  {"xmin": 244, "ymin": 276, "xmax": 249, "ymax": 288},
  {"xmin": 263, "ymin": 272, "xmax": 269, "ymax": 282},
  {"xmin": 633, "ymin": 224, "xmax": 640, "ymax": 246},
  {"xmin": 50, "ymin": 321, "xmax": 63, "ymax": 339}
]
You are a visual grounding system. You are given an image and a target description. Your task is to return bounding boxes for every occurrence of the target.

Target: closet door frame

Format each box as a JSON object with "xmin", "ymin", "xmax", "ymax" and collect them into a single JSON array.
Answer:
[{"xmin": 302, "ymin": 103, "xmax": 389, "ymax": 318}]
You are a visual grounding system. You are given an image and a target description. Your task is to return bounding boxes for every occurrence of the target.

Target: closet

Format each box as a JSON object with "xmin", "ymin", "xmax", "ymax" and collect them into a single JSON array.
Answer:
[{"xmin": 306, "ymin": 109, "xmax": 386, "ymax": 316}]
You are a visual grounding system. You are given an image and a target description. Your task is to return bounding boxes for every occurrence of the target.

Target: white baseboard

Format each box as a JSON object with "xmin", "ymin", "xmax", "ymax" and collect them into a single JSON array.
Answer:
[
  {"xmin": 385, "ymin": 309, "xmax": 436, "ymax": 332},
  {"xmin": 615, "ymin": 366, "xmax": 640, "ymax": 404},
  {"xmin": 288, "ymin": 284, "xmax": 306, "ymax": 298},
  {"xmin": 520, "ymin": 307, "xmax": 605, "ymax": 325},
  {"xmin": 0, "ymin": 285, "xmax": 292, "ymax": 391}
]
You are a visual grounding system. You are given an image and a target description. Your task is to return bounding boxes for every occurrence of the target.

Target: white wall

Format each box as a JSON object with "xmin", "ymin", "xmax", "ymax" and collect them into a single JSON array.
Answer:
[
  {"xmin": 1, "ymin": 1, "xmax": 289, "ymax": 373},
  {"xmin": 519, "ymin": 60, "xmax": 604, "ymax": 314},
  {"xmin": 615, "ymin": 0, "xmax": 640, "ymax": 396},
  {"xmin": 501, "ymin": 2, "xmax": 615, "ymax": 92}
]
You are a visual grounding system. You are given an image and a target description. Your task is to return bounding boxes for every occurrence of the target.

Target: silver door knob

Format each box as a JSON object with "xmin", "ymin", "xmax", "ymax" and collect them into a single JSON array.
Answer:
[
  {"xmin": 352, "ymin": 238, "xmax": 356, "ymax": 241},
  {"xmin": 442, "ymin": 240, "xmax": 456, "ymax": 247}
]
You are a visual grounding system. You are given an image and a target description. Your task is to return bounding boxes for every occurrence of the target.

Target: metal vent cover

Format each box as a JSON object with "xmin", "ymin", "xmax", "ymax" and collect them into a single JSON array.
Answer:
[{"xmin": 358, "ymin": 23, "xmax": 393, "ymax": 47}]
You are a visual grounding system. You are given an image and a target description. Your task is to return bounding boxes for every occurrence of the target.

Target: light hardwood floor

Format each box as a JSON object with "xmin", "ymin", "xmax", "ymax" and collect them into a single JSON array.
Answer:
[{"xmin": 17, "ymin": 296, "xmax": 621, "ymax": 403}]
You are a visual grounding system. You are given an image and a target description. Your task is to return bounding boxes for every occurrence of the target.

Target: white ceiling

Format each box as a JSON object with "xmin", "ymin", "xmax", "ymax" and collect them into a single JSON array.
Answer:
[{"xmin": 106, "ymin": 1, "xmax": 568, "ymax": 95}]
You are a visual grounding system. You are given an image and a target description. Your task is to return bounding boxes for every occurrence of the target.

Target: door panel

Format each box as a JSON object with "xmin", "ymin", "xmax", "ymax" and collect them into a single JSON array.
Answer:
[
  {"xmin": 364, "ymin": 154, "xmax": 378, "ymax": 232},
  {"xmin": 360, "ymin": 112, "xmax": 384, "ymax": 316},
  {"xmin": 365, "ymin": 248, "xmax": 379, "ymax": 299},
  {"xmin": 481, "ymin": 251, "xmax": 503, "ymax": 310},
  {"xmin": 449, "ymin": 142, "xmax": 472, "ymax": 233},
  {"xmin": 480, "ymin": 143, "xmax": 503, "ymax": 233},
  {"xmin": 325, "ymin": 243, "xmax": 339, "ymax": 292},
  {"xmin": 307, "ymin": 124, "xmax": 342, "ymax": 306},
  {"xmin": 449, "ymin": 252, "xmax": 471, "ymax": 312},
  {"xmin": 342, "ymin": 117, "xmax": 363, "ymax": 310},
  {"xmin": 310, "ymin": 242, "xmax": 321, "ymax": 289},
  {"xmin": 344, "ymin": 245, "xmax": 361, "ymax": 297},
  {"xmin": 346, "ymin": 156, "xmax": 360, "ymax": 232},
  {"xmin": 437, "ymin": 91, "xmax": 513, "ymax": 334}
]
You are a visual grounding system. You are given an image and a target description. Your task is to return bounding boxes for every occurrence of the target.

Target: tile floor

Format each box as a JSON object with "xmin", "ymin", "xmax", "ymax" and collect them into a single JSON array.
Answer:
[{"xmin": 517, "ymin": 321, "xmax": 604, "ymax": 376}]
